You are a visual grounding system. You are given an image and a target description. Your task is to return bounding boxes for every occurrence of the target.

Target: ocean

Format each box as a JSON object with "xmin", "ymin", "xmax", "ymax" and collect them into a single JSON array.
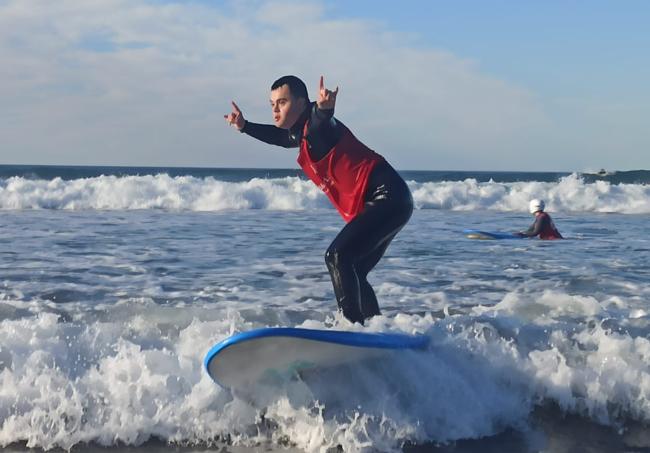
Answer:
[{"xmin": 1, "ymin": 165, "xmax": 650, "ymax": 452}]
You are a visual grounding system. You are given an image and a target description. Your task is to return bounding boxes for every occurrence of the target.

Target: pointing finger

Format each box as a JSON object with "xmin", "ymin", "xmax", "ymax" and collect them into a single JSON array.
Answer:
[
  {"xmin": 320, "ymin": 76, "xmax": 324, "ymax": 92},
  {"xmin": 231, "ymin": 101, "xmax": 241, "ymax": 114}
]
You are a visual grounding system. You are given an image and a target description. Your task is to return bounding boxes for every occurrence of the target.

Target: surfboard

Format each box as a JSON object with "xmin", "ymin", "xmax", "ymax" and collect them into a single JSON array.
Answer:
[
  {"xmin": 463, "ymin": 229, "xmax": 524, "ymax": 240},
  {"xmin": 204, "ymin": 327, "xmax": 429, "ymax": 390}
]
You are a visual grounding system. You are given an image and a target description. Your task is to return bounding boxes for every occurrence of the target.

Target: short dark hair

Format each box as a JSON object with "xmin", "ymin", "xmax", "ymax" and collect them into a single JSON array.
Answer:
[{"xmin": 271, "ymin": 75, "xmax": 309, "ymax": 102}]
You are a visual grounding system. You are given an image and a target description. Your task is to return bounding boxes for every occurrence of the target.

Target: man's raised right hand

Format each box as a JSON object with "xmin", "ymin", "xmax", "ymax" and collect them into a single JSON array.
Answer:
[{"xmin": 224, "ymin": 101, "xmax": 245, "ymax": 130}]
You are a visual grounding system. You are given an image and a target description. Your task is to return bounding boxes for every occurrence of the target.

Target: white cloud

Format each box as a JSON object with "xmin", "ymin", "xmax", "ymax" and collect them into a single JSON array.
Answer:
[{"xmin": 0, "ymin": 0, "xmax": 568, "ymax": 170}]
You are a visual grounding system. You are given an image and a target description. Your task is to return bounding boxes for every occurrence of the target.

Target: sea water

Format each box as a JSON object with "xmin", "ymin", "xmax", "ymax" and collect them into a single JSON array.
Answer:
[{"xmin": 1, "ymin": 166, "xmax": 649, "ymax": 452}]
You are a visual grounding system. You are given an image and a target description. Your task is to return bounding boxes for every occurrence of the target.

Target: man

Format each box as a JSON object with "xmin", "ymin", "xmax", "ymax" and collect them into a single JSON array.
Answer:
[
  {"xmin": 518, "ymin": 199, "xmax": 563, "ymax": 240},
  {"xmin": 224, "ymin": 75, "xmax": 413, "ymax": 324}
]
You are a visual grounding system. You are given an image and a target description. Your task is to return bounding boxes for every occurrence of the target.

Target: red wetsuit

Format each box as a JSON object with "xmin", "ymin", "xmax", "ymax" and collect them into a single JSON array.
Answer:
[
  {"xmin": 522, "ymin": 212, "xmax": 563, "ymax": 240},
  {"xmin": 297, "ymin": 121, "xmax": 383, "ymax": 222}
]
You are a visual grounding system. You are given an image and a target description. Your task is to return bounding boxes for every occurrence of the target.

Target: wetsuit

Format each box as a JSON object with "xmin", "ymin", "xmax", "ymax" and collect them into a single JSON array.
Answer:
[
  {"xmin": 241, "ymin": 103, "xmax": 413, "ymax": 323},
  {"xmin": 521, "ymin": 212, "xmax": 563, "ymax": 240}
]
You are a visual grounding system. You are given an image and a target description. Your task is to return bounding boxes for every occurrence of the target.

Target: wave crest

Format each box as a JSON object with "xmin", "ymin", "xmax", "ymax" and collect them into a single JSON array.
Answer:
[{"xmin": 1, "ymin": 173, "xmax": 649, "ymax": 213}]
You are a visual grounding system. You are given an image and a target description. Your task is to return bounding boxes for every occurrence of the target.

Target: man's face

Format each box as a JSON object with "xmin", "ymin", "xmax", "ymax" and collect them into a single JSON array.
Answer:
[{"xmin": 270, "ymin": 84, "xmax": 306, "ymax": 129}]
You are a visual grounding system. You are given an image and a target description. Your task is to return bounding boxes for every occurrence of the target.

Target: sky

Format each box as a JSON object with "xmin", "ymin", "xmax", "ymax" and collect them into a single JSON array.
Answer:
[{"xmin": 1, "ymin": 0, "xmax": 648, "ymax": 172}]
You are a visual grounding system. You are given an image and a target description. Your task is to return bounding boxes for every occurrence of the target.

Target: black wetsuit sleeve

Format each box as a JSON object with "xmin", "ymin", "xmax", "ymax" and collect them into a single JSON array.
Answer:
[
  {"xmin": 304, "ymin": 104, "xmax": 341, "ymax": 161},
  {"xmin": 241, "ymin": 121, "xmax": 297, "ymax": 148},
  {"xmin": 239, "ymin": 103, "xmax": 340, "ymax": 156},
  {"xmin": 521, "ymin": 215, "xmax": 547, "ymax": 237},
  {"xmin": 310, "ymin": 105, "xmax": 335, "ymax": 131}
]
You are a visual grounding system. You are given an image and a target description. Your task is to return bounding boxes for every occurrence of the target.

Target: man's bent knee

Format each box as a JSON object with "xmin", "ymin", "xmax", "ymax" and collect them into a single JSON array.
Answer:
[{"xmin": 325, "ymin": 246, "xmax": 350, "ymax": 270}]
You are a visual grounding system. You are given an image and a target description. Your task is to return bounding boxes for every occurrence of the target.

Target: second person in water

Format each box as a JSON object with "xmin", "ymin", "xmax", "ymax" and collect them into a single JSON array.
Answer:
[{"xmin": 518, "ymin": 199, "xmax": 563, "ymax": 240}]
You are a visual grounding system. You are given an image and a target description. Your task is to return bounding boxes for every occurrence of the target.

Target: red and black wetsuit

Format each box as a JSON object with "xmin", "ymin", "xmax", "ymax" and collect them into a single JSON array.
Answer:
[
  {"xmin": 241, "ymin": 103, "xmax": 413, "ymax": 323},
  {"xmin": 521, "ymin": 212, "xmax": 563, "ymax": 240}
]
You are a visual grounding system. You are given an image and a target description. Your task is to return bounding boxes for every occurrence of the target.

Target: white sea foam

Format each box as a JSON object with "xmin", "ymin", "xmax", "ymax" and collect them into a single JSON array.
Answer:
[
  {"xmin": 0, "ymin": 304, "xmax": 531, "ymax": 451},
  {"xmin": 0, "ymin": 175, "xmax": 329, "ymax": 212},
  {"xmin": 2, "ymin": 290, "xmax": 650, "ymax": 451},
  {"xmin": 411, "ymin": 173, "xmax": 650, "ymax": 214},
  {"xmin": 1, "ymin": 173, "xmax": 649, "ymax": 213}
]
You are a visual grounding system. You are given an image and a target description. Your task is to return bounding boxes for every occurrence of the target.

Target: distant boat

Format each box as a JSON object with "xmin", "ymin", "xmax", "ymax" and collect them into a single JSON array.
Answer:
[{"xmin": 581, "ymin": 169, "xmax": 650, "ymax": 185}]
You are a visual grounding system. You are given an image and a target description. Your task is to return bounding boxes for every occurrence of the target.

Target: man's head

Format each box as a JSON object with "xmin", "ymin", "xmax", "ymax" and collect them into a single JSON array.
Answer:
[
  {"xmin": 529, "ymin": 199, "xmax": 545, "ymax": 214},
  {"xmin": 270, "ymin": 75, "xmax": 309, "ymax": 129}
]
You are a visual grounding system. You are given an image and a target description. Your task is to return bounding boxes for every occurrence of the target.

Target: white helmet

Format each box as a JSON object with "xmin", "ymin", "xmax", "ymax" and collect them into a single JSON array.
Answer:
[{"xmin": 529, "ymin": 199, "xmax": 545, "ymax": 214}]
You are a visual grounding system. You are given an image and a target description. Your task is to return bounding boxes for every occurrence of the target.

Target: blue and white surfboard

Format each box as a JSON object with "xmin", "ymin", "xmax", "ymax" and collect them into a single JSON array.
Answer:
[
  {"xmin": 204, "ymin": 327, "xmax": 429, "ymax": 390},
  {"xmin": 463, "ymin": 229, "xmax": 524, "ymax": 240}
]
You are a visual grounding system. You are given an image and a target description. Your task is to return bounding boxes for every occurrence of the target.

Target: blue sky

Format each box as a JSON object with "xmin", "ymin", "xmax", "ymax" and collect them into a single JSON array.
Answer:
[
  {"xmin": 1, "ymin": 0, "xmax": 648, "ymax": 171},
  {"xmin": 331, "ymin": 1, "xmax": 649, "ymax": 98}
]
